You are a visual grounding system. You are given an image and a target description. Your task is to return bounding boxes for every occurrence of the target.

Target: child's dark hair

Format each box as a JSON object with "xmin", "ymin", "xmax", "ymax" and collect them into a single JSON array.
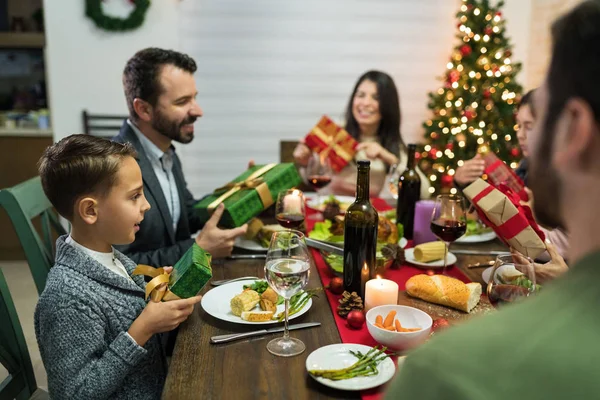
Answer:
[{"xmin": 38, "ymin": 135, "xmax": 137, "ymax": 219}]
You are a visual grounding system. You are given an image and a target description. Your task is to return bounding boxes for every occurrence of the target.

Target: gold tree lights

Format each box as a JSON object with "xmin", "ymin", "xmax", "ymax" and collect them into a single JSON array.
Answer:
[{"xmin": 419, "ymin": 0, "xmax": 523, "ymax": 195}]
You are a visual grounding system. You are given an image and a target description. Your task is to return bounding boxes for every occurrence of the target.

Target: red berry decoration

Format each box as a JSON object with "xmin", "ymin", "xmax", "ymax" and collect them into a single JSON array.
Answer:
[
  {"xmin": 432, "ymin": 318, "xmax": 450, "ymax": 332},
  {"xmin": 460, "ymin": 44, "xmax": 472, "ymax": 57},
  {"xmin": 347, "ymin": 310, "xmax": 365, "ymax": 329},
  {"xmin": 441, "ymin": 173, "xmax": 454, "ymax": 188},
  {"xmin": 510, "ymin": 147, "xmax": 520, "ymax": 157},
  {"xmin": 328, "ymin": 277, "xmax": 344, "ymax": 295},
  {"xmin": 464, "ymin": 109, "xmax": 475, "ymax": 120}
]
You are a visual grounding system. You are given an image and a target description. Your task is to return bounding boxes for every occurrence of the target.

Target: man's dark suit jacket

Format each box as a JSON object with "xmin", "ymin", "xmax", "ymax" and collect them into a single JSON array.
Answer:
[{"xmin": 113, "ymin": 121, "xmax": 205, "ymax": 267}]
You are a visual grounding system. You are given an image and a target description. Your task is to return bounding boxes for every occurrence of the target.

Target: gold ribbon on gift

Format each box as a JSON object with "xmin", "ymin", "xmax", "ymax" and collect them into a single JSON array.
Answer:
[
  {"xmin": 132, "ymin": 264, "xmax": 181, "ymax": 302},
  {"xmin": 310, "ymin": 126, "xmax": 354, "ymax": 162},
  {"xmin": 207, "ymin": 163, "xmax": 277, "ymax": 212}
]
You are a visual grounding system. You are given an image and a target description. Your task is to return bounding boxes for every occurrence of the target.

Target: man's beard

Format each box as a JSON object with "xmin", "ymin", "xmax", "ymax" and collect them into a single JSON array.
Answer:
[
  {"xmin": 151, "ymin": 109, "xmax": 197, "ymax": 144},
  {"xmin": 528, "ymin": 141, "xmax": 565, "ymax": 231}
]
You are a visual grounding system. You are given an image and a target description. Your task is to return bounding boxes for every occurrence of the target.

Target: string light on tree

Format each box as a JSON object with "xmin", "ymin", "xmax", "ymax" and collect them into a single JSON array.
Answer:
[{"xmin": 419, "ymin": 0, "xmax": 523, "ymax": 194}]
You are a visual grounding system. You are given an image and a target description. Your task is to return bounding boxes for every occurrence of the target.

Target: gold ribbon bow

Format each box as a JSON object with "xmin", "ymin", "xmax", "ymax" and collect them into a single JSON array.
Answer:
[
  {"xmin": 207, "ymin": 163, "xmax": 277, "ymax": 212},
  {"xmin": 132, "ymin": 264, "xmax": 181, "ymax": 302},
  {"xmin": 310, "ymin": 126, "xmax": 354, "ymax": 162}
]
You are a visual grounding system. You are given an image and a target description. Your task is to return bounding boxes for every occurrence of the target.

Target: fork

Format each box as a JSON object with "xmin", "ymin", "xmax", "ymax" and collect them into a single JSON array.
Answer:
[{"xmin": 210, "ymin": 276, "xmax": 260, "ymax": 286}]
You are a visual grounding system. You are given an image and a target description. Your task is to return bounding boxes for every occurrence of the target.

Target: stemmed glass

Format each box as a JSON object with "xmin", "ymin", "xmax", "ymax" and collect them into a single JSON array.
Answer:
[
  {"xmin": 264, "ymin": 230, "xmax": 311, "ymax": 357},
  {"xmin": 386, "ymin": 164, "xmax": 400, "ymax": 200},
  {"xmin": 306, "ymin": 152, "xmax": 333, "ymax": 219},
  {"xmin": 487, "ymin": 254, "xmax": 537, "ymax": 308},
  {"xmin": 430, "ymin": 194, "xmax": 467, "ymax": 274},
  {"xmin": 275, "ymin": 189, "xmax": 305, "ymax": 230}
]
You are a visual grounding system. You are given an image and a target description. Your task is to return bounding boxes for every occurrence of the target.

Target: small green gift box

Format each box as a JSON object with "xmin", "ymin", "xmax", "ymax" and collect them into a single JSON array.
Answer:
[
  {"xmin": 194, "ymin": 163, "xmax": 302, "ymax": 228},
  {"xmin": 169, "ymin": 244, "xmax": 212, "ymax": 299}
]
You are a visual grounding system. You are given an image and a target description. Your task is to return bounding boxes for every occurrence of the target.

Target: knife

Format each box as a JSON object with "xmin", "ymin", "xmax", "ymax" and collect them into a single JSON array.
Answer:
[
  {"xmin": 451, "ymin": 249, "xmax": 510, "ymax": 256},
  {"xmin": 226, "ymin": 254, "xmax": 267, "ymax": 260},
  {"xmin": 305, "ymin": 238, "xmax": 344, "ymax": 256},
  {"xmin": 210, "ymin": 322, "xmax": 321, "ymax": 344}
]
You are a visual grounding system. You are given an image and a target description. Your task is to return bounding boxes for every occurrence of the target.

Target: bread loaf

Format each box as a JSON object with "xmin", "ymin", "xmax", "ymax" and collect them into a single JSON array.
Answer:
[{"xmin": 406, "ymin": 274, "xmax": 481, "ymax": 313}]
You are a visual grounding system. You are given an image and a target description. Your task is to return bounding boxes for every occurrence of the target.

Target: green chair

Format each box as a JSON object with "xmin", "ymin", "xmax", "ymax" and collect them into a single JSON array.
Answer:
[
  {"xmin": 0, "ymin": 269, "xmax": 47, "ymax": 399},
  {"xmin": 0, "ymin": 177, "xmax": 66, "ymax": 295}
]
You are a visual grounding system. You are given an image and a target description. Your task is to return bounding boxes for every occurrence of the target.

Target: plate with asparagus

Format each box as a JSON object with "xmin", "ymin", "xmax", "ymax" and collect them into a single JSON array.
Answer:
[
  {"xmin": 306, "ymin": 344, "xmax": 396, "ymax": 391},
  {"xmin": 201, "ymin": 279, "xmax": 316, "ymax": 325}
]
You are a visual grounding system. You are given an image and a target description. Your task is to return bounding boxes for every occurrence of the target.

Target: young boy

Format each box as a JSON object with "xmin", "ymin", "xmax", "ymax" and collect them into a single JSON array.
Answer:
[{"xmin": 34, "ymin": 134, "xmax": 202, "ymax": 399}]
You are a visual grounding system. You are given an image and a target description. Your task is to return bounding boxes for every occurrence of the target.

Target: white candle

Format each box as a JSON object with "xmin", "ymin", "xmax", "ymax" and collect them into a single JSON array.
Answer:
[
  {"xmin": 364, "ymin": 276, "xmax": 399, "ymax": 311},
  {"xmin": 284, "ymin": 190, "xmax": 303, "ymax": 214}
]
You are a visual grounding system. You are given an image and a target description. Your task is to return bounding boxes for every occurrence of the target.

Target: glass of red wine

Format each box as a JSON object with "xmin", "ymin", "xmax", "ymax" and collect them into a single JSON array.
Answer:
[
  {"xmin": 430, "ymin": 194, "xmax": 467, "ymax": 274},
  {"xmin": 306, "ymin": 153, "xmax": 332, "ymax": 220},
  {"xmin": 275, "ymin": 189, "xmax": 306, "ymax": 230},
  {"xmin": 487, "ymin": 254, "xmax": 537, "ymax": 309}
]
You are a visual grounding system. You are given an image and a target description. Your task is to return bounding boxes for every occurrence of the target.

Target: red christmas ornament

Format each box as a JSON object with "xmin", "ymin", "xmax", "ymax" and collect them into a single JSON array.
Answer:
[
  {"xmin": 445, "ymin": 142, "xmax": 454, "ymax": 151},
  {"xmin": 496, "ymin": 11, "xmax": 502, "ymax": 17},
  {"xmin": 432, "ymin": 318, "xmax": 450, "ymax": 332},
  {"xmin": 429, "ymin": 148, "xmax": 438, "ymax": 159},
  {"xmin": 328, "ymin": 277, "xmax": 344, "ymax": 295},
  {"xmin": 460, "ymin": 44, "xmax": 472, "ymax": 57},
  {"xmin": 445, "ymin": 81, "xmax": 452, "ymax": 89},
  {"xmin": 426, "ymin": 269, "xmax": 435, "ymax": 276},
  {"xmin": 483, "ymin": 89, "xmax": 491, "ymax": 98},
  {"xmin": 441, "ymin": 173, "xmax": 454, "ymax": 188},
  {"xmin": 347, "ymin": 310, "xmax": 365, "ymax": 329},
  {"xmin": 464, "ymin": 109, "xmax": 475, "ymax": 120},
  {"xmin": 467, "ymin": 4, "xmax": 474, "ymax": 10},
  {"xmin": 492, "ymin": 66, "xmax": 500, "ymax": 74},
  {"xmin": 510, "ymin": 147, "xmax": 520, "ymax": 157},
  {"xmin": 457, "ymin": 22, "xmax": 462, "ymax": 28},
  {"xmin": 415, "ymin": 151, "xmax": 421, "ymax": 160},
  {"xmin": 505, "ymin": 50, "xmax": 512, "ymax": 57},
  {"xmin": 448, "ymin": 70, "xmax": 460, "ymax": 83},
  {"xmin": 484, "ymin": 26, "xmax": 493, "ymax": 35}
]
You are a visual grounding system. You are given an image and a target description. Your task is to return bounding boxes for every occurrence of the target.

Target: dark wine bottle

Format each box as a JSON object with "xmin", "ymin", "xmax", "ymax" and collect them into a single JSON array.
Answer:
[
  {"xmin": 343, "ymin": 160, "xmax": 378, "ymax": 299},
  {"xmin": 396, "ymin": 144, "xmax": 421, "ymax": 240}
]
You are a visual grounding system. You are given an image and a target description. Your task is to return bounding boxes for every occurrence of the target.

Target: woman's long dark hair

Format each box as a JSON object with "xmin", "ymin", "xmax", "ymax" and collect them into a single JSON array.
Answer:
[{"xmin": 344, "ymin": 70, "xmax": 404, "ymax": 165}]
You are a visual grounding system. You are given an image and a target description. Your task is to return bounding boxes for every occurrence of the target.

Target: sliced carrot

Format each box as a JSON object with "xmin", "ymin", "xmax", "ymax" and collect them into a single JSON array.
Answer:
[
  {"xmin": 375, "ymin": 315, "xmax": 383, "ymax": 325},
  {"xmin": 394, "ymin": 320, "xmax": 402, "ymax": 332},
  {"xmin": 383, "ymin": 310, "xmax": 396, "ymax": 327},
  {"xmin": 406, "ymin": 328, "xmax": 421, "ymax": 332},
  {"xmin": 384, "ymin": 325, "xmax": 395, "ymax": 331},
  {"xmin": 374, "ymin": 322, "xmax": 385, "ymax": 329}
]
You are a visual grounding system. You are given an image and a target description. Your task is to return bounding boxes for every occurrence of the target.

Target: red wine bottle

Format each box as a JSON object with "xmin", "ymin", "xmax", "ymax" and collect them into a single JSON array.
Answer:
[
  {"xmin": 343, "ymin": 160, "xmax": 378, "ymax": 299},
  {"xmin": 430, "ymin": 219, "xmax": 467, "ymax": 242},
  {"xmin": 397, "ymin": 144, "xmax": 421, "ymax": 240}
]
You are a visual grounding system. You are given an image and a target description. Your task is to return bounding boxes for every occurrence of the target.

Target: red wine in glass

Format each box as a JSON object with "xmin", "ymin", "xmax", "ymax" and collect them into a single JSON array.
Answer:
[
  {"xmin": 276, "ymin": 213, "xmax": 305, "ymax": 229},
  {"xmin": 308, "ymin": 175, "xmax": 332, "ymax": 190},
  {"xmin": 487, "ymin": 284, "xmax": 530, "ymax": 308},
  {"xmin": 430, "ymin": 219, "xmax": 467, "ymax": 242}
]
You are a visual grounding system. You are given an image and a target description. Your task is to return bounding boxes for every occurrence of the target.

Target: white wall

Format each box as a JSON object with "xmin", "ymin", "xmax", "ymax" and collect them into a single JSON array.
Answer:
[{"xmin": 43, "ymin": 0, "xmax": 179, "ymax": 141}]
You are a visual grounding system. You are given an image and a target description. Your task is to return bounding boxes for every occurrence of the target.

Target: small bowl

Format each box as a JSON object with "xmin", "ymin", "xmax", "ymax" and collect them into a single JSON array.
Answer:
[{"xmin": 366, "ymin": 305, "xmax": 432, "ymax": 350}]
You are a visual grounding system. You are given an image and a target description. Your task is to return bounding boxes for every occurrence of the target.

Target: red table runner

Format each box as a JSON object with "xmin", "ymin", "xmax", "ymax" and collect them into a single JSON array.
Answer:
[{"xmin": 306, "ymin": 197, "xmax": 471, "ymax": 399}]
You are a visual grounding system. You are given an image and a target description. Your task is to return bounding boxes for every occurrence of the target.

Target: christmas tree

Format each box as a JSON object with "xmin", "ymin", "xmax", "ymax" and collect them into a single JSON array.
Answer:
[{"xmin": 419, "ymin": 0, "xmax": 523, "ymax": 195}]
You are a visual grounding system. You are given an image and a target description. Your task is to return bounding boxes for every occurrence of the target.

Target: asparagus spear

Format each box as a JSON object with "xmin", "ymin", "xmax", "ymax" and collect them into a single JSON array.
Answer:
[{"xmin": 308, "ymin": 346, "xmax": 390, "ymax": 381}]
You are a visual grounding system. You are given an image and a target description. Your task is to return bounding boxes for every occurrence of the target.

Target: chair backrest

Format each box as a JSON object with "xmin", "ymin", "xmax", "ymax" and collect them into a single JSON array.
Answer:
[
  {"xmin": 82, "ymin": 110, "xmax": 127, "ymax": 137},
  {"xmin": 0, "ymin": 176, "xmax": 66, "ymax": 295},
  {"xmin": 0, "ymin": 269, "xmax": 39, "ymax": 399}
]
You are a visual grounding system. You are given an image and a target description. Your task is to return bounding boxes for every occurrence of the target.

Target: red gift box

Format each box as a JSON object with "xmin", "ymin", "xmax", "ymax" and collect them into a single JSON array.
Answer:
[
  {"xmin": 304, "ymin": 115, "xmax": 358, "ymax": 172},
  {"xmin": 463, "ymin": 179, "xmax": 546, "ymax": 259},
  {"xmin": 479, "ymin": 147, "xmax": 528, "ymax": 201}
]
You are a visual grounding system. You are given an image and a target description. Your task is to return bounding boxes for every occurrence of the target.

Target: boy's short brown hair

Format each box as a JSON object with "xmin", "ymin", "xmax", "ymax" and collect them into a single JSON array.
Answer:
[{"xmin": 38, "ymin": 134, "xmax": 137, "ymax": 220}]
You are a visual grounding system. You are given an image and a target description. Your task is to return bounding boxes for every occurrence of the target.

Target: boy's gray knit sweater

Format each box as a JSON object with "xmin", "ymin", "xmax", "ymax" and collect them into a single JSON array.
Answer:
[{"xmin": 35, "ymin": 236, "xmax": 167, "ymax": 399}]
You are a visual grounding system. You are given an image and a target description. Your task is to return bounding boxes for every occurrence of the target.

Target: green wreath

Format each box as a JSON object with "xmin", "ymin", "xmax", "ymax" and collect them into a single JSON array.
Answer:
[{"xmin": 85, "ymin": 0, "xmax": 151, "ymax": 32}]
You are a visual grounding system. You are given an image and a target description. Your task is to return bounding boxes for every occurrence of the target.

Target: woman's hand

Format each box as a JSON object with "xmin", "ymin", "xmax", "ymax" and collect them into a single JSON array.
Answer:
[
  {"xmin": 292, "ymin": 142, "xmax": 312, "ymax": 167},
  {"xmin": 356, "ymin": 142, "xmax": 398, "ymax": 165},
  {"xmin": 454, "ymin": 154, "xmax": 485, "ymax": 186},
  {"xmin": 511, "ymin": 243, "xmax": 568, "ymax": 284}
]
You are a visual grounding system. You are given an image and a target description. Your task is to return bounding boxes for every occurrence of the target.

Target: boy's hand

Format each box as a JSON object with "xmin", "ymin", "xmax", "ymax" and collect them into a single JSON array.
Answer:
[{"xmin": 128, "ymin": 295, "xmax": 202, "ymax": 346}]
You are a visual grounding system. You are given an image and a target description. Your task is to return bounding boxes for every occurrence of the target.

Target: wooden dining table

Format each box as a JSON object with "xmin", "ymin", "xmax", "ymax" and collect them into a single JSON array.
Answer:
[{"xmin": 162, "ymin": 239, "xmax": 508, "ymax": 400}]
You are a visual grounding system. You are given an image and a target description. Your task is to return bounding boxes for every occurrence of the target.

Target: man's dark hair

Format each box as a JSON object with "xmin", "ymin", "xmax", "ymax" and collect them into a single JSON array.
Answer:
[
  {"xmin": 38, "ymin": 135, "xmax": 137, "ymax": 219},
  {"xmin": 123, "ymin": 48, "xmax": 197, "ymax": 120},
  {"xmin": 544, "ymin": 0, "xmax": 600, "ymax": 139}
]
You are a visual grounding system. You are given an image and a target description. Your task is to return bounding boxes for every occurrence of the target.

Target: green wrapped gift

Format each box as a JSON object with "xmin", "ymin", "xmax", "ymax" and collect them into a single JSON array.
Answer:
[
  {"xmin": 194, "ymin": 163, "xmax": 302, "ymax": 228},
  {"xmin": 169, "ymin": 244, "xmax": 213, "ymax": 299}
]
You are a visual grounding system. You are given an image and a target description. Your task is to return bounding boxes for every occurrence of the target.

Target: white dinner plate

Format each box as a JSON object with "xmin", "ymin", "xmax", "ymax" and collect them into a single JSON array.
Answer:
[
  {"xmin": 455, "ymin": 230, "xmax": 497, "ymax": 244},
  {"xmin": 399, "ymin": 237, "xmax": 408, "ymax": 248},
  {"xmin": 482, "ymin": 264, "xmax": 522, "ymax": 284},
  {"xmin": 306, "ymin": 195, "xmax": 355, "ymax": 212},
  {"xmin": 306, "ymin": 344, "xmax": 397, "ymax": 391},
  {"xmin": 201, "ymin": 279, "xmax": 312, "ymax": 325},
  {"xmin": 404, "ymin": 248, "xmax": 457, "ymax": 269},
  {"xmin": 234, "ymin": 236, "xmax": 267, "ymax": 252}
]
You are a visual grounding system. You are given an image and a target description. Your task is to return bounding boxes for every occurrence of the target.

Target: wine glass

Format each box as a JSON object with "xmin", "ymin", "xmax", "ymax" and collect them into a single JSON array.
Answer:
[
  {"xmin": 275, "ymin": 189, "xmax": 305, "ymax": 230},
  {"xmin": 264, "ymin": 230, "xmax": 311, "ymax": 357},
  {"xmin": 386, "ymin": 164, "xmax": 400, "ymax": 200},
  {"xmin": 487, "ymin": 254, "xmax": 537, "ymax": 308},
  {"xmin": 430, "ymin": 194, "xmax": 467, "ymax": 274},
  {"xmin": 306, "ymin": 153, "xmax": 333, "ymax": 220}
]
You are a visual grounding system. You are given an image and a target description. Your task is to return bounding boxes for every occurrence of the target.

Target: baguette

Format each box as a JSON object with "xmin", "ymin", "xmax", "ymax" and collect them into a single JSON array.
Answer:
[
  {"xmin": 241, "ymin": 311, "xmax": 274, "ymax": 322},
  {"xmin": 406, "ymin": 274, "xmax": 481, "ymax": 313}
]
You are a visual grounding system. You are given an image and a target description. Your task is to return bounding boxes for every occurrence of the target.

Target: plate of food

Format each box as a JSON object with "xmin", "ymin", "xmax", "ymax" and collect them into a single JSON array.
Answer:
[
  {"xmin": 306, "ymin": 344, "xmax": 397, "ymax": 391},
  {"xmin": 455, "ymin": 219, "xmax": 496, "ymax": 243},
  {"xmin": 201, "ymin": 279, "xmax": 314, "ymax": 325},
  {"xmin": 306, "ymin": 195, "xmax": 354, "ymax": 214},
  {"xmin": 404, "ymin": 242, "xmax": 457, "ymax": 269},
  {"xmin": 234, "ymin": 219, "xmax": 287, "ymax": 252},
  {"xmin": 482, "ymin": 263, "xmax": 525, "ymax": 284}
]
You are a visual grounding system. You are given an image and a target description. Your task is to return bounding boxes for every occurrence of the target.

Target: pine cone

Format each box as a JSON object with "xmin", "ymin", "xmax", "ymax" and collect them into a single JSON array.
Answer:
[
  {"xmin": 381, "ymin": 243, "xmax": 405, "ymax": 269},
  {"xmin": 337, "ymin": 291, "xmax": 364, "ymax": 318}
]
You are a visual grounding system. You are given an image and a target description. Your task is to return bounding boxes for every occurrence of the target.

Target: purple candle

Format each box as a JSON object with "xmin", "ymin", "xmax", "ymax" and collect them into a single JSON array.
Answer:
[{"xmin": 412, "ymin": 200, "xmax": 437, "ymax": 245}]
